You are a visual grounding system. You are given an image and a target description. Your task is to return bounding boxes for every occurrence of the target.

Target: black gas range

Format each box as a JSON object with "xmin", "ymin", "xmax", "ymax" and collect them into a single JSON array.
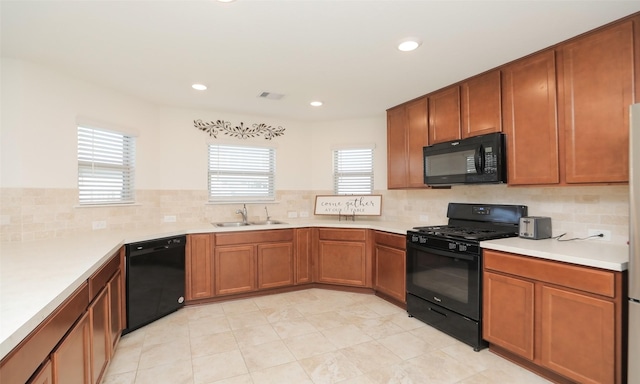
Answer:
[{"xmin": 406, "ymin": 203, "xmax": 527, "ymax": 351}]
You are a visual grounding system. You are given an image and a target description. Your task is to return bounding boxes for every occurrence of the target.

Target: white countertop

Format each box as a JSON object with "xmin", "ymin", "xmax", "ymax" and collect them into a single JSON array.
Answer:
[
  {"xmin": 480, "ymin": 236, "xmax": 629, "ymax": 271},
  {"xmin": 0, "ymin": 220, "xmax": 629, "ymax": 361},
  {"xmin": 0, "ymin": 219, "xmax": 410, "ymax": 360}
]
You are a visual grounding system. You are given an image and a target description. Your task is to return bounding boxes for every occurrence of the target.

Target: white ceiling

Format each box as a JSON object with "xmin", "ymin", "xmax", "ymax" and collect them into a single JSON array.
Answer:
[{"xmin": 2, "ymin": 1, "xmax": 640, "ymax": 122}]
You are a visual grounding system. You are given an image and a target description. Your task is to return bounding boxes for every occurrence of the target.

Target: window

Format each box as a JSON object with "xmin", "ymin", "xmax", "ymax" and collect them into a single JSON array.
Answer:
[
  {"xmin": 77, "ymin": 126, "xmax": 136, "ymax": 205},
  {"xmin": 208, "ymin": 144, "xmax": 275, "ymax": 202},
  {"xmin": 333, "ymin": 147, "xmax": 374, "ymax": 194}
]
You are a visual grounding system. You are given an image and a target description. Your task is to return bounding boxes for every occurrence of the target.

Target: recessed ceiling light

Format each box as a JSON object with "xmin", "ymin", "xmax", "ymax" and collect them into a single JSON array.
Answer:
[
  {"xmin": 192, "ymin": 84, "xmax": 207, "ymax": 91},
  {"xmin": 217, "ymin": 0, "xmax": 236, "ymax": 2},
  {"xmin": 398, "ymin": 40, "xmax": 421, "ymax": 52},
  {"xmin": 310, "ymin": 101, "xmax": 323, "ymax": 107}
]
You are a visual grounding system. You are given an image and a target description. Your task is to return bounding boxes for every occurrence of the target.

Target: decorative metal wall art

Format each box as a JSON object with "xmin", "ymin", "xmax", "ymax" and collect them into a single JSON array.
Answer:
[{"xmin": 194, "ymin": 119, "xmax": 285, "ymax": 140}]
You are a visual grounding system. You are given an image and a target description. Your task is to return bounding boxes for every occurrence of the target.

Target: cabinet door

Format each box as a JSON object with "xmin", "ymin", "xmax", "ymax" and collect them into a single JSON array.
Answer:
[
  {"xmin": 108, "ymin": 270, "xmax": 123, "ymax": 353},
  {"xmin": 503, "ymin": 50, "xmax": 559, "ymax": 185},
  {"xmin": 52, "ymin": 312, "xmax": 91, "ymax": 384},
  {"xmin": 89, "ymin": 288, "xmax": 109, "ymax": 384},
  {"xmin": 428, "ymin": 86, "xmax": 461, "ymax": 144},
  {"xmin": 295, "ymin": 228, "xmax": 312, "ymax": 284},
  {"xmin": 483, "ymin": 271, "xmax": 535, "ymax": 360},
  {"xmin": 558, "ymin": 20, "xmax": 634, "ymax": 183},
  {"xmin": 540, "ymin": 285, "xmax": 615, "ymax": 384},
  {"xmin": 387, "ymin": 105, "xmax": 409, "ymax": 189},
  {"xmin": 461, "ymin": 70, "xmax": 502, "ymax": 138},
  {"xmin": 317, "ymin": 240, "xmax": 367, "ymax": 286},
  {"xmin": 257, "ymin": 242, "xmax": 294, "ymax": 289},
  {"xmin": 374, "ymin": 244, "xmax": 405, "ymax": 303},
  {"xmin": 406, "ymin": 98, "xmax": 429, "ymax": 188},
  {"xmin": 186, "ymin": 234, "xmax": 214, "ymax": 300},
  {"xmin": 215, "ymin": 245, "xmax": 256, "ymax": 295},
  {"xmin": 28, "ymin": 359, "xmax": 52, "ymax": 384}
]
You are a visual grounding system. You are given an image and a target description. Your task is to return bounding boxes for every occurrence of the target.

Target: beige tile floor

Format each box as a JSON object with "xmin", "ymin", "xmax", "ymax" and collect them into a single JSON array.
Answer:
[{"xmin": 103, "ymin": 289, "xmax": 551, "ymax": 384}]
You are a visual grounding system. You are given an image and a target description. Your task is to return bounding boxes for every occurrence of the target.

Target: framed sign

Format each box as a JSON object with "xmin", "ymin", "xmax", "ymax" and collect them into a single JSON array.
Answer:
[{"xmin": 314, "ymin": 195, "xmax": 382, "ymax": 216}]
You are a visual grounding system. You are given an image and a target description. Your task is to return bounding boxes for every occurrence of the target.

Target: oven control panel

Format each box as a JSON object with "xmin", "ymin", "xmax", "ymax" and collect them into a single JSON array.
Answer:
[{"xmin": 407, "ymin": 231, "xmax": 480, "ymax": 256}]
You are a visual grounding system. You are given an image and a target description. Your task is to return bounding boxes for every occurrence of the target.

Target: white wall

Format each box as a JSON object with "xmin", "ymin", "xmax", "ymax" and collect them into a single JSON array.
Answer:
[
  {"xmin": 307, "ymin": 116, "xmax": 388, "ymax": 191},
  {"xmin": 153, "ymin": 107, "xmax": 316, "ymax": 190},
  {"xmin": 1, "ymin": 58, "xmax": 369, "ymax": 192},
  {"xmin": 0, "ymin": 58, "xmax": 159, "ymax": 189}
]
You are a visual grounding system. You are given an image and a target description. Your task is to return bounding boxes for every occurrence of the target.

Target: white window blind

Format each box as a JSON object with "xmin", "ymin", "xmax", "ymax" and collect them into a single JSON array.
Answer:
[
  {"xmin": 208, "ymin": 144, "xmax": 275, "ymax": 202},
  {"xmin": 77, "ymin": 126, "xmax": 136, "ymax": 205},
  {"xmin": 333, "ymin": 148, "xmax": 374, "ymax": 194}
]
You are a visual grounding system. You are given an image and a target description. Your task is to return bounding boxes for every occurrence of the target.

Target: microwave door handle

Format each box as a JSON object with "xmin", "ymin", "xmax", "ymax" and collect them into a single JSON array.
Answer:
[{"xmin": 474, "ymin": 145, "xmax": 485, "ymax": 174}]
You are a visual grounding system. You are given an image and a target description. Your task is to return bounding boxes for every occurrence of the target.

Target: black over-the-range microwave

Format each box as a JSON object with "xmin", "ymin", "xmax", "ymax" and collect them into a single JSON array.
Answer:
[{"xmin": 423, "ymin": 132, "xmax": 506, "ymax": 186}]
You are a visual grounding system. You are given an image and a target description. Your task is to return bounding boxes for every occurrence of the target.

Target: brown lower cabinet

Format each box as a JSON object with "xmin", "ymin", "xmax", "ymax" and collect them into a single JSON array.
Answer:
[
  {"xmin": 51, "ymin": 311, "xmax": 91, "ymax": 384},
  {"xmin": 89, "ymin": 288, "xmax": 110, "ymax": 384},
  {"xmin": 28, "ymin": 359, "xmax": 52, "ymax": 384},
  {"xmin": 483, "ymin": 249, "xmax": 624, "ymax": 384},
  {"xmin": 373, "ymin": 231, "xmax": 406, "ymax": 303},
  {"xmin": 214, "ymin": 229, "xmax": 294, "ymax": 296},
  {"xmin": 295, "ymin": 228, "xmax": 312, "ymax": 284},
  {"xmin": 0, "ymin": 249, "xmax": 125, "ymax": 384},
  {"xmin": 314, "ymin": 228, "xmax": 372, "ymax": 287},
  {"xmin": 186, "ymin": 233, "xmax": 215, "ymax": 300}
]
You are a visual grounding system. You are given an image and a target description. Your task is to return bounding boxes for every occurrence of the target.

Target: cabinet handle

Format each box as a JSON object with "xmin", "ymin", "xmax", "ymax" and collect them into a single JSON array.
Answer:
[{"xmin": 474, "ymin": 144, "xmax": 485, "ymax": 174}]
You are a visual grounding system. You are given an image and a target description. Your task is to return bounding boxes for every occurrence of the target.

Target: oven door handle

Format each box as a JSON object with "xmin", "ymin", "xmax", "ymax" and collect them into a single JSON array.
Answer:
[{"xmin": 407, "ymin": 243, "xmax": 477, "ymax": 261}]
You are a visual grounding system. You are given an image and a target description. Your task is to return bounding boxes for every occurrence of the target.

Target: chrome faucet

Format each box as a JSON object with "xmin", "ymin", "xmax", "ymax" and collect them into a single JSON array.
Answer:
[
  {"xmin": 264, "ymin": 206, "xmax": 270, "ymax": 221},
  {"xmin": 236, "ymin": 204, "xmax": 248, "ymax": 223}
]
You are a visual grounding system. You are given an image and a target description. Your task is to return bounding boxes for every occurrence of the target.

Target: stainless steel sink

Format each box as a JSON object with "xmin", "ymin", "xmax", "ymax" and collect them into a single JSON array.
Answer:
[
  {"xmin": 250, "ymin": 220, "xmax": 287, "ymax": 225},
  {"xmin": 214, "ymin": 221, "xmax": 251, "ymax": 227}
]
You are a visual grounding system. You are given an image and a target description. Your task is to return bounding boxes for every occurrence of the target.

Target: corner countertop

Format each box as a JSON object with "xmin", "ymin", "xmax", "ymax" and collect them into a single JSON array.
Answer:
[
  {"xmin": 0, "ymin": 219, "xmax": 412, "ymax": 361},
  {"xmin": 0, "ymin": 219, "xmax": 629, "ymax": 361},
  {"xmin": 480, "ymin": 236, "xmax": 629, "ymax": 272}
]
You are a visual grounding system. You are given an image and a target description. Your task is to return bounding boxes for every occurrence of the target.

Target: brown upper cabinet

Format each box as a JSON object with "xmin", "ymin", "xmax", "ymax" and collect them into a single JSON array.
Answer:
[
  {"xmin": 557, "ymin": 17, "xmax": 637, "ymax": 184},
  {"xmin": 428, "ymin": 86, "xmax": 461, "ymax": 144},
  {"xmin": 461, "ymin": 70, "xmax": 502, "ymax": 138},
  {"xmin": 388, "ymin": 12, "xmax": 639, "ymax": 188},
  {"xmin": 387, "ymin": 97, "xmax": 429, "ymax": 189},
  {"xmin": 503, "ymin": 50, "xmax": 560, "ymax": 185}
]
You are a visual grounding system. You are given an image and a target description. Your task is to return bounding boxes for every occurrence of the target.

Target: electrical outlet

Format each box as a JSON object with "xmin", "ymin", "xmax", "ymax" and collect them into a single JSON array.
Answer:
[
  {"xmin": 587, "ymin": 229, "xmax": 611, "ymax": 241},
  {"xmin": 163, "ymin": 215, "xmax": 177, "ymax": 223},
  {"xmin": 287, "ymin": 211, "xmax": 298, "ymax": 218},
  {"xmin": 299, "ymin": 211, "xmax": 309, "ymax": 218},
  {"xmin": 0, "ymin": 215, "xmax": 10, "ymax": 225},
  {"xmin": 92, "ymin": 220, "xmax": 107, "ymax": 230},
  {"xmin": 419, "ymin": 215, "xmax": 429, "ymax": 222}
]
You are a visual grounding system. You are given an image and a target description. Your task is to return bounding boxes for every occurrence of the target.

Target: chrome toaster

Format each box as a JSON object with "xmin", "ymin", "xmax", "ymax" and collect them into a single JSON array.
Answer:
[{"xmin": 519, "ymin": 216, "xmax": 552, "ymax": 240}]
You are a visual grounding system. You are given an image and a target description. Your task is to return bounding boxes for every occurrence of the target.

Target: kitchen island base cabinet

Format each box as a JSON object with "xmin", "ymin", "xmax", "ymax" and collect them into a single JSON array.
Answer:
[{"xmin": 483, "ymin": 249, "xmax": 624, "ymax": 384}]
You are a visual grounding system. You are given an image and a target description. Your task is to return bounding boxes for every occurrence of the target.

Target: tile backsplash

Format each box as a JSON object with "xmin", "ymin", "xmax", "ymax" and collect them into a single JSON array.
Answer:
[{"xmin": 0, "ymin": 185, "xmax": 629, "ymax": 244}]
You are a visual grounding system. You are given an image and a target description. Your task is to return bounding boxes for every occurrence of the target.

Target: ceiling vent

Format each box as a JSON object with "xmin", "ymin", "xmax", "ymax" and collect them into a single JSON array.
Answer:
[{"xmin": 258, "ymin": 91, "xmax": 285, "ymax": 100}]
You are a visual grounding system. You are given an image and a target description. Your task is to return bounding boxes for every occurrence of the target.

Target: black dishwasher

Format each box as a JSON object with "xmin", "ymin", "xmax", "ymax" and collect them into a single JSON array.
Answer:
[{"xmin": 124, "ymin": 235, "xmax": 186, "ymax": 334}]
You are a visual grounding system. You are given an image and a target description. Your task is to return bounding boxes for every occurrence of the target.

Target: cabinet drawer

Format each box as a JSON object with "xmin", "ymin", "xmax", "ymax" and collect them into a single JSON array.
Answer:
[
  {"xmin": 318, "ymin": 228, "xmax": 367, "ymax": 242},
  {"xmin": 216, "ymin": 229, "xmax": 294, "ymax": 246},
  {"xmin": 374, "ymin": 231, "xmax": 405, "ymax": 249},
  {"xmin": 89, "ymin": 251, "xmax": 121, "ymax": 300},
  {"xmin": 484, "ymin": 250, "xmax": 615, "ymax": 298}
]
